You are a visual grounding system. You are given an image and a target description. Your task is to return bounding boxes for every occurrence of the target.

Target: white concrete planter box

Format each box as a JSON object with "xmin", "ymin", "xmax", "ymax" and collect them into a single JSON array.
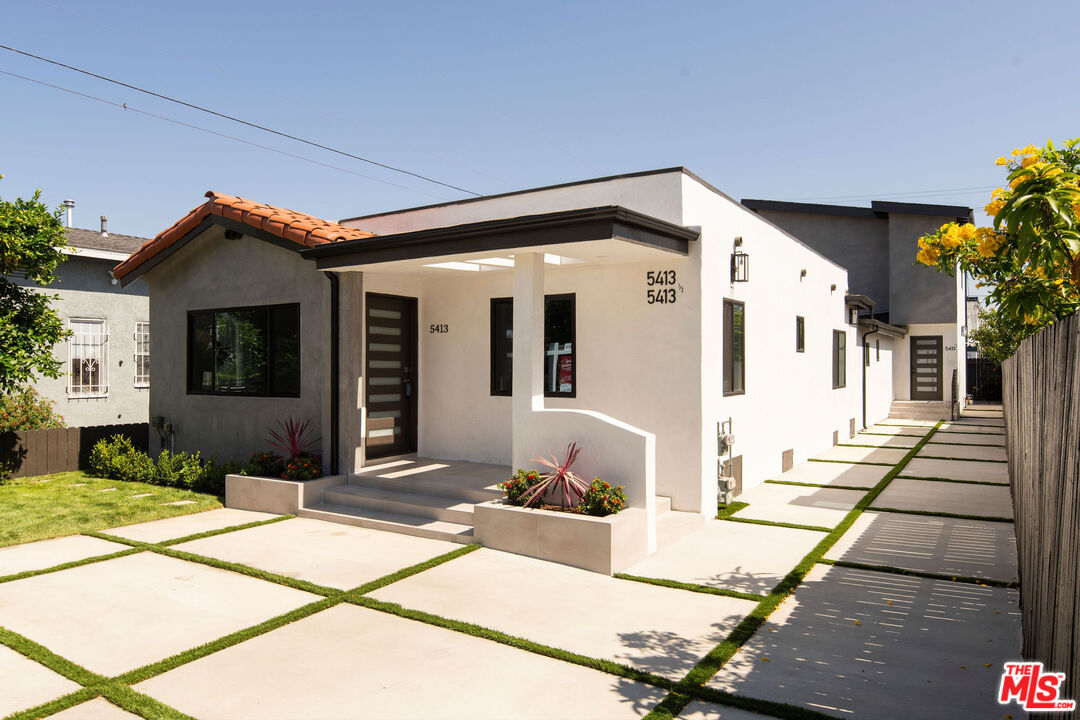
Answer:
[
  {"xmin": 225, "ymin": 473, "xmax": 343, "ymax": 515},
  {"xmin": 473, "ymin": 500, "xmax": 647, "ymax": 575}
]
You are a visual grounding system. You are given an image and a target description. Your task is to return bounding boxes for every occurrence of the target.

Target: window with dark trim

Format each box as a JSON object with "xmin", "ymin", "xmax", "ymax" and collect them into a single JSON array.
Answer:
[
  {"xmin": 795, "ymin": 316, "xmax": 805, "ymax": 353},
  {"xmin": 832, "ymin": 329, "xmax": 847, "ymax": 389},
  {"xmin": 876, "ymin": 338, "xmax": 880, "ymax": 361},
  {"xmin": 864, "ymin": 341, "xmax": 870, "ymax": 367},
  {"xmin": 188, "ymin": 304, "xmax": 300, "ymax": 396},
  {"xmin": 490, "ymin": 294, "xmax": 576, "ymax": 397},
  {"xmin": 724, "ymin": 299, "xmax": 745, "ymax": 395}
]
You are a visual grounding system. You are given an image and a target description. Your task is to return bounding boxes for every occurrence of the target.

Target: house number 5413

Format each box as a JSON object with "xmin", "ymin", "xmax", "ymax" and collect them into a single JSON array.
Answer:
[
  {"xmin": 429, "ymin": 324, "xmax": 448, "ymax": 334},
  {"xmin": 646, "ymin": 270, "xmax": 678, "ymax": 304}
]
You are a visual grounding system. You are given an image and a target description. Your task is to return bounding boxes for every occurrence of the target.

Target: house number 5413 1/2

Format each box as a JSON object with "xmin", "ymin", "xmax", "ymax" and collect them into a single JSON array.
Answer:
[
  {"xmin": 429, "ymin": 324, "xmax": 448, "ymax": 334},
  {"xmin": 646, "ymin": 270, "xmax": 678, "ymax": 304}
]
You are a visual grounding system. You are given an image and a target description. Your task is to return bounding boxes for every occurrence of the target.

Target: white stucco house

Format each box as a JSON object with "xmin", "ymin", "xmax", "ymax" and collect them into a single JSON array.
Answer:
[{"xmin": 113, "ymin": 168, "xmax": 911, "ymax": 570}]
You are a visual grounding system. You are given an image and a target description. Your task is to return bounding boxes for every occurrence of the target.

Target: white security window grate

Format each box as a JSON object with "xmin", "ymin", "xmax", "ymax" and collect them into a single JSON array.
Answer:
[
  {"xmin": 134, "ymin": 322, "xmax": 150, "ymax": 387},
  {"xmin": 68, "ymin": 319, "xmax": 108, "ymax": 397}
]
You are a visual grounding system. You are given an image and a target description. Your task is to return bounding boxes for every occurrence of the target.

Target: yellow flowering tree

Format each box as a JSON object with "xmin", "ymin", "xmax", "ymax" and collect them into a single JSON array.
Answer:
[{"xmin": 916, "ymin": 138, "xmax": 1080, "ymax": 337}]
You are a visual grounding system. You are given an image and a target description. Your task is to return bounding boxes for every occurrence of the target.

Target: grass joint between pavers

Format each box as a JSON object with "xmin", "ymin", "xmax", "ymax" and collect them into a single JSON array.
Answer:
[
  {"xmin": 816, "ymin": 558, "xmax": 1018, "ymax": 589},
  {"xmin": 614, "ymin": 573, "xmax": 768, "ymax": 602}
]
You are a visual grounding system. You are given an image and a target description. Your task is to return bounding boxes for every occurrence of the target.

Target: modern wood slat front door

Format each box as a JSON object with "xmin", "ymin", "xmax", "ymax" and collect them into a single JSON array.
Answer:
[
  {"xmin": 910, "ymin": 335, "xmax": 943, "ymax": 400},
  {"xmin": 365, "ymin": 293, "xmax": 418, "ymax": 458}
]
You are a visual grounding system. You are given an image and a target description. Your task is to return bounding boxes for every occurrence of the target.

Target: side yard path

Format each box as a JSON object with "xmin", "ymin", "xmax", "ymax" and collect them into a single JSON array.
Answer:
[{"xmin": 0, "ymin": 408, "xmax": 1019, "ymax": 719}]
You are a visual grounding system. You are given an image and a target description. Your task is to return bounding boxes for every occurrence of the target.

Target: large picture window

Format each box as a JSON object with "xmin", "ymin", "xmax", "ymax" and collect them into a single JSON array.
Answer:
[
  {"xmin": 68, "ymin": 319, "xmax": 108, "ymax": 397},
  {"xmin": 490, "ymin": 294, "xmax": 576, "ymax": 397},
  {"xmin": 833, "ymin": 329, "xmax": 847, "ymax": 389},
  {"xmin": 723, "ymin": 299, "xmax": 745, "ymax": 395},
  {"xmin": 188, "ymin": 304, "xmax": 300, "ymax": 396}
]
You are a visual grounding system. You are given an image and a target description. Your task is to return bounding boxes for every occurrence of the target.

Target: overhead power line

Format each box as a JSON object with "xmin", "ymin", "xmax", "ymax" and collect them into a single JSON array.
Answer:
[
  {"xmin": 0, "ymin": 68, "xmax": 450, "ymax": 201},
  {"xmin": 0, "ymin": 44, "xmax": 482, "ymax": 197}
]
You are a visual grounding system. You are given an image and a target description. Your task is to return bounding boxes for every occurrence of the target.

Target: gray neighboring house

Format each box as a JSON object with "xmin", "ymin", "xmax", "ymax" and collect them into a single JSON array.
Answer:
[
  {"xmin": 13, "ymin": 213, "xmax": 150, "ymax": 427},
  {"xmin": 741, "ymin": 199, "xmax": 973, "ymax": 414}
]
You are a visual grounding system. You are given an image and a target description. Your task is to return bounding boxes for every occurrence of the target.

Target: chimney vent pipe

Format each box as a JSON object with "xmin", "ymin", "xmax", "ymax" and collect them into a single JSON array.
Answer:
[
  {"xmin": 100, "ymin": 216, "xmax": 108, "ymax": 236},
  {"xmin": 62, "ymin": 199, "xmax": 75, "ymax": 228}
]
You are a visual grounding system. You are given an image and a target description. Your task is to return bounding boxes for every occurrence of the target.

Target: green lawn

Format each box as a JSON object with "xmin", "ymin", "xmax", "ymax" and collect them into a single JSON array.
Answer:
[{"xmin": 0, "ymin": 471, "xmax": 223, "ymax": 547}]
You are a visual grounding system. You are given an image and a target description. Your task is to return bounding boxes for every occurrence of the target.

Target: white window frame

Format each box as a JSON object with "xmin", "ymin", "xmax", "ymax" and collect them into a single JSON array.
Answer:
[
  {"xmin": 67, "ymin": 318, "xmax": 109, "ymax": 398},
  {"xmin": 134, "ymin": 321, "xmax": 150, "ymax": 387}
]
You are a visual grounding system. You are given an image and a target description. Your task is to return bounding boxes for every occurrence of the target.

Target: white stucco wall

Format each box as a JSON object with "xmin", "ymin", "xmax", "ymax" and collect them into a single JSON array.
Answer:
[
  {"xmin": 682, "ymin": 176, "xmax": 861, "ymax": 503},
  {"xmin": 863, "ymin": 333, "xmax": 895, "ymax": 426}
]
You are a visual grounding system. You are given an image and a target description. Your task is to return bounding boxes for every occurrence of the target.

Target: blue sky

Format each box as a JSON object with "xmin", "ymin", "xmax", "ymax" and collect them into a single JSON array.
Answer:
[{"xmin": 1, "ymin": 0, "xmax": 1076, "ymax": 239}]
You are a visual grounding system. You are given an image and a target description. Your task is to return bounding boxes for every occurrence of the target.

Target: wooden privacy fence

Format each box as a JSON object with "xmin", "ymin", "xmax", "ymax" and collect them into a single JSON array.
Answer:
[
  {"xmin": 1002, "ymin": 310, "xmax": 1080, "ymax": 705},
  {"xmin": 0, "ymin": 423, "xmax": 149, "ymax": 479}
]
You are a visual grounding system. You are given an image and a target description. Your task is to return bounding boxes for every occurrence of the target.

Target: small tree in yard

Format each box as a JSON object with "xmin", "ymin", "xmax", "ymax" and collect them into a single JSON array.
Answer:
[
  {"xmin": 916, "ymin": 138, "xmax": 1080, "ymax": 349},
  {"xmin": 0, "ymin": 176, "xmax": 69, "ymax": 393},
  {"xmin": 968, "ymin": 308, "xmax": 1024, "ymax": 364}
]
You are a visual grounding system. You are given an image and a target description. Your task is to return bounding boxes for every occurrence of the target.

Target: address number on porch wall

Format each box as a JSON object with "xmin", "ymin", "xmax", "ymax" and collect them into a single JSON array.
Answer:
[
  {"xmin": 646, "ymin": 270, "xmax": 678, "ymax": 304},
  {"xmin": 429, "ymin": 324, "xmax": 449, "ymax": 334}
]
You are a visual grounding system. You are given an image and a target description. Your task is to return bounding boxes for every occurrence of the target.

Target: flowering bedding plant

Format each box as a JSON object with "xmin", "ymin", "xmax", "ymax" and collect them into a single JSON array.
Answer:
[
  {"xmin": 498, "ymin": 469, "xmax": 543, "ymax": 506},
  {"xmin": 281, "ymin": 455, "xmax": 322, "ymax": 481},
  {"xmin": 578, "ymin": 478, "xmax": 626, "ymax": 517}
]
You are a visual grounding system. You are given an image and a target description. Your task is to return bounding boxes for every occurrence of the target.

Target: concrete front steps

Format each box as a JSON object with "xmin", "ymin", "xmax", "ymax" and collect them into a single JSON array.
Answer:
[
  {"xmin": 888, "ymin": 400, "xmax": 953, "ymax": 421},
  {"xmin": 298, "ymin": 473, "xmax": 703, "ymax": 548}
]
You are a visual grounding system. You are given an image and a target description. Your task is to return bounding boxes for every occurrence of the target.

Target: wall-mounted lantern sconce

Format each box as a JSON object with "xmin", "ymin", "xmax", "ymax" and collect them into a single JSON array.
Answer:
[
  {"xmin": 800, "ymin": 269, "xmax": 807, "ymax": 280},
  {"xmin": 830, "ymin": 283, "xmax": 837, "ymax": 293},
  {"xmin": 849, "ymin": 306, "xmax": 859, "ymax": 324},
  {"xmin": 730, "ymin": 236, "xmax": 749, "ymax": 283}
]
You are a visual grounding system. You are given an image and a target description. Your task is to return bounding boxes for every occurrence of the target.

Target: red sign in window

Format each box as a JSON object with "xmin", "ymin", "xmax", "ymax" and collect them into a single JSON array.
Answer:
[{"xmin": 558, "ymin": 355, "xmax": 573, "ymax": 392}]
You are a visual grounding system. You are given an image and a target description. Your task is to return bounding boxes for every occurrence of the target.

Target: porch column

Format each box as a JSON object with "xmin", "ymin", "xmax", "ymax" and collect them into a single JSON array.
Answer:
[{"xmin": 512, "ymin": 253, "xmax": 544, "ymax": 466}]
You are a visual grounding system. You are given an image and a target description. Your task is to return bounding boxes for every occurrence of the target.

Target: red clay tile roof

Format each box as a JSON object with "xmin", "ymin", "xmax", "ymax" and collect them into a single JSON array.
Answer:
[{"xmin": 113, "ymin": 191, "xmax": 375, "ymax": 280}]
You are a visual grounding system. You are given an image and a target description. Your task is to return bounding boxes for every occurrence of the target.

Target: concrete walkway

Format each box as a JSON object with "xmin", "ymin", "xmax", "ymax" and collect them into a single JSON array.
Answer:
[{"xmin": 0, "ymin": 408, "xmax": 1022, "ymax": 719}]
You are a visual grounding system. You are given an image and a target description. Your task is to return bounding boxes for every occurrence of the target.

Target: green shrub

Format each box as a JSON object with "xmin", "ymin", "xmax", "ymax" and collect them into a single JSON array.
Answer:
[
  {"xmin": 579, "ymin": 478, "xmax": 626, "ymax": 517},
  {"xmin": 197, "ymin": 459, "xmax": 242, "ymax": 495},
  {"xmin": 111, "ymin": 445, "xmax": 155, "ymax": 484},
  {"xmin": 155, "ymin": 450, "xmax": 204, "ymax": 489},
  {"xmin": 242, "ymin": 451, "xmax": 282, "ymax": 477},
  {"xmin": 0, "ymin": 387, "xmax": 65, "ymax": 432},
  {"xmin": 89, "ymin": 435, "xmax": 140, "ymax": 480},
  {"xmin": 498, "ymin": 468, "xmax": 543, "ymax": 506}
]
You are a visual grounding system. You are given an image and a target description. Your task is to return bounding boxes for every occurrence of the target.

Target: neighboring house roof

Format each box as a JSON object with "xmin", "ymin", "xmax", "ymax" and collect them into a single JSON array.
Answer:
[
  {"xmin": 65, "ymin": 227, "xmax": 148, "ymax": 255},
  {"xmin": 741, "ymin": 198, "xmax": 972, "ymax": 222},
  {"xmin": 113, "ymin": 191, "xmax": 376, "ymax": 282}
]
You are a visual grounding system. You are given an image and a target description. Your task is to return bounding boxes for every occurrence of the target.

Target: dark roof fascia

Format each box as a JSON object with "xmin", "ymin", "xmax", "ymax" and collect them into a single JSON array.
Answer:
[
  {"xmin": 307, "ymin": 205, "xmax": 699, "ymax": 269},
  {"xmin": 870, "ymin": 200, "xmax": 973, "ymax": 222},
  {"xmin": 338, "ymin": 167, "xmax": 688, "ymax": 223},
  {"xmin": 845, "ymin": 292, "xmax": 876, "ymax": 310},
  {"xmin": 116, "ymin": 215, "xmax": 304, "ymax": 287},
  {"xmin": 742, "ymin": 199, "xmax": 882, "ymax": 219},
  {"xmin": 858, "ymin": 318, "xmax": 908, "ymax": 338}
]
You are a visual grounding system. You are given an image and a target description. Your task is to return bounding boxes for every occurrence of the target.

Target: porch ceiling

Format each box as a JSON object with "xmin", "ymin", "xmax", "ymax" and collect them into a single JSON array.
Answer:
[{"xmin": 302, "ymin": 205, "xmax": 699, "ymax": 274}]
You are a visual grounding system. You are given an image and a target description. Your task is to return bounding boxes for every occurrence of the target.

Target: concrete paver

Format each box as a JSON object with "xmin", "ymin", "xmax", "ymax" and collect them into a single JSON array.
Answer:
[
  {"xmin": 824, "ymin": 511, "xmax": 1018, "ymax": 582},
  {"xmin": 917, "ymin": 444, "xmax": 1007, "ymax": 462},
  {"xmin": 873, "ymin": 479, "xmax": 1014, "ymax": 519},
  {"xmin": 864, "ymin": 425, "xmax": 929, "ymax": 437},
  {"xmin": 709, "ymin": 565, "xmax": 1023, "ymax": 720},
  {"xmin": 101, "ymin": 508, "xmax": 280, "ymax": 543},
  {"xmin": 173, "ymin": 517, "xmax": 460, "ymax": 590},
  {"xmin": 49, "ymin": 698, "xmax": 142, "ymax": 719},
  {"xmin": 768, "ymin": 461, "xmax": 888, "ymax": 489},
  {"xmin": 811, "ymin": 446, "xmax": 909, "ymax": 465},
  {"xmin": 134, "ymin": 604, "xmax": 667, "ymax": 719},
  {"xmin": 925, "ymin": 433, "xmax": 1005, "ymax": 446},
  {"xmin": 876, "ymin": 419, "xmax": 938, "ymax": 427},
  {"xmin": 0, "ymin": 534, "xmax": 129, "ymax": 578},
  {"xmin": 626, "ymin": 520, "xmax": 823, "ymax": 596},
  {"xmin": 938, "ymin": 423, "xmax": 1005, "ymax": 434},
  {"xmin": 953, "ymin": 417, "xmax": 1005, "ymax": 427},
  {"xmin": 901, "ymin": 458, "xmax": 1009, "ymax": 484},
  {"xmin": 0, "ymin": 644, "xmax": 81, "ymax": 717},
  {"xmin": 732, "ymin": 483, "xmax": 865, "ymax": 528},
  {"xmin": 844, "ymin": 433, "xmax": 919, "ymax": 448},
  {"xmin": 0, "ymin": 552, "xmax": 316, "ymax": 675},
  {"xmin": 681, "ymin": 701, "xmax": 772, "ymax": 719},
  {"xmin": 369, "ymin": 547, "xmax": 755, "ymax": 679}
]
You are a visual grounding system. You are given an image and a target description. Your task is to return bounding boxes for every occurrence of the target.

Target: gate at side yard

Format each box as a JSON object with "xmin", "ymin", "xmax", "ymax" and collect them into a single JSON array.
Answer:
[
  {"xmin": 0, "ymin": 423, "xmax": 150, "ymax": 479},
  {"xmin": 1002, "ymin": 310, "xmax": 1080, "ymax": 703}
]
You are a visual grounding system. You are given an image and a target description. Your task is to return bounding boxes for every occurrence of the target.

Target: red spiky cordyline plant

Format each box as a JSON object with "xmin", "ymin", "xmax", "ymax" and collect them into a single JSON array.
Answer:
[
  {"xmin": 518, "ymin": 442, "xmax": 589, "ymax": 509},
  {"xmin": 266, "ymin": 417, "xmax": 320, "ymax": 461}
]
